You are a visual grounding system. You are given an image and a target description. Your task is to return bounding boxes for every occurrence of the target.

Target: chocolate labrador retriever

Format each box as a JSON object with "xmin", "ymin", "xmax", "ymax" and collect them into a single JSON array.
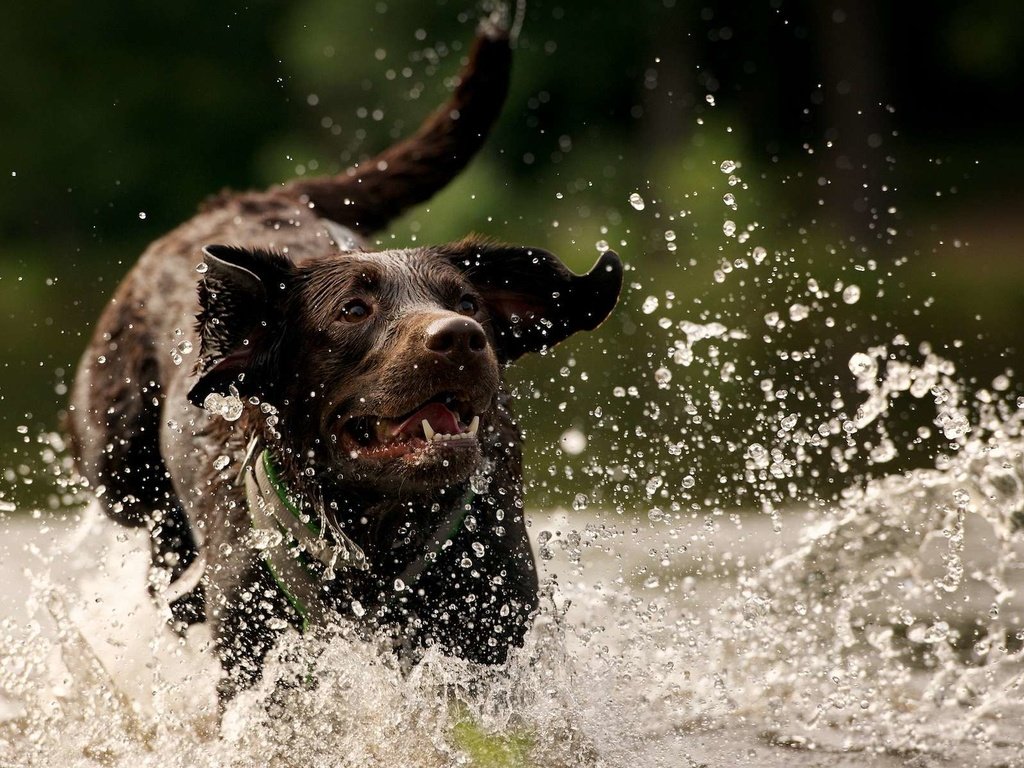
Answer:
[{"xmin": 67, "ymin": 14, "xmax": 622, "ymax": 697}]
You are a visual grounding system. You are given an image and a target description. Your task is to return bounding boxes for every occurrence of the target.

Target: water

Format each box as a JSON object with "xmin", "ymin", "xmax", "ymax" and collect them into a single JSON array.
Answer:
[
  {"xmin": 6, "ymin": 259, "xmax": 1024, "ymax": 765},
  {"xmin": 3, "ymin": 106, "xmax": 1022, "ymax": 768},
  {"xmin": 6, "ymin": 275, "xmax": 1024, "ymax": 765},
  {"xmin": 4, "ymin": 401, "xmax": 1024, "ymax": 765}
]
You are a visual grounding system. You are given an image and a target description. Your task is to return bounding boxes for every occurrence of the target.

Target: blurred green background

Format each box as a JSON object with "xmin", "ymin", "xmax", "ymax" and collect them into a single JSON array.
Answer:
[{"xmin": 1, "ymin": 0, "xmax": 1022, "ymax": 513}]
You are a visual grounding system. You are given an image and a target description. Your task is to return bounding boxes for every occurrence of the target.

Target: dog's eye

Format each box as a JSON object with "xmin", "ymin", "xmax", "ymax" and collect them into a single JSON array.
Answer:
[
  {"xmin": 455, "ymin": 295, "xmax": 478, "ymax": 316},
  {"xmin": 341, "ymin": 299, "xmax": 372, "ymax": 322}
]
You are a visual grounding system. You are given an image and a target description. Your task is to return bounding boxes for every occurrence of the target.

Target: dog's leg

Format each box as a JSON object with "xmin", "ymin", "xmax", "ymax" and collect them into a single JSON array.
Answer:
[
  {"xmin": 213, "ymin": 561, "xmax": 292, "ymax": 701},
  {"xmin": 150, "ymin": 498, "xmax": 206, "ymax": 627},
  {"xmin": 70, "ymin": 291, "xmax": 204, "ymax": 623},
  {"xmin": 283, "ymin": 15, "xmax": 513, "ymax": 234},
  {"xmin": 398, "ymin": 422, "xmax": 539, "ymax": 665}
]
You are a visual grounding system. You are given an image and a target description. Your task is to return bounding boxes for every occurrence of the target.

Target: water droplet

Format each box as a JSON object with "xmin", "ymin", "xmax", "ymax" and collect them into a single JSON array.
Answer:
[
  {"xmin": 720, "ymin": 160, "xmax": 737, "ymax": 173},
  {"xmin": 203, "ymin": 392, "xmax": 244, "ymax": 422},
  {"xmin": 654, "ymin": 367, "xmax": 672, "ymax": 388},
  {"xmin": 393, "ymin": 578, "xmax": 406, "ymax": 592},
  {"xmin": 213, "ymin": 455, "xmax": 231, "ymax": 471},
  {"xmin": 742, "ymin": 596, "xmax": 770, "ymax": 621},
  {"xmin": 646, "ymin": 476, "xmax": 663, "ymax": 496},
  {"xmin": 469, "ymin": 468, "xmax": 490, "ymax": 494},
  {"xmin": 572, "ymin": 493, "xmax": 589, "ymax": 511},
  {"xmin": 642, "ymin": 296, "xmax": 659, "ymax": 314},
  {"xmin": 849, "ymin": 352, "xmax": 877, "ymax": 379},
  {"xmin": 722, "ymin": 220, "xmax": 737, "ymax": 237},
  {"xmin": 869, "ymin": 439, "xmax": 897, "ymax": 464},
  {"xmin": 560, "ymin": 428, "xmax": 587, "ymax": 455},
  {"xmin": 722, "ymin": 193, "xmax": 737, "ymax": 209},
  {"xmin": 351, "ymin": 600, "xmax": 365, "ymax": 617},
  {"xmin": 842, "ymin": 284, "xmax": 861, "ymax": 304},
  {"xmin": 937, "ymin": 409, "xmax": 970, "ymax": 440},
  {"xmin": 247, "ymin": 528, "xmax": 283, "ymax": 551},
  {"xmin": 195, "ymin": 262, "xmax": 209, "ymax": 274},
  {"xmin": 595, "ymin": 239, "xmax": 610, "ymax": 253},
  {"xmin": 909, "ymin": 621, "xmax": 950, "ymax": 644},
  {"xmin": 752, "ymin": 246, "xmax": 767, "ymax": 265},
  {"xmin": 788, "ymin": 303, "xmax": 810, "ymax": 322},
  {"xmin": 628, "ymin": 192, "xmax": 645, "ymax": 210}
]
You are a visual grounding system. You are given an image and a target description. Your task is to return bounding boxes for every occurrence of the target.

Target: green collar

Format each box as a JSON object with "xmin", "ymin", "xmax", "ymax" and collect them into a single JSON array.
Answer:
[{"xmin": 243, "ymin": 442, "xmax": 474, "ymax": 632}]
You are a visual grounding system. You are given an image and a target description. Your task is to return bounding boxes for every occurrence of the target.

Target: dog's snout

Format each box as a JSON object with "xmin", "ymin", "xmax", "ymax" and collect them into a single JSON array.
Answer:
[{"xmin": 424, "ymin": 316, "xmax": 487, "ymax": 361}]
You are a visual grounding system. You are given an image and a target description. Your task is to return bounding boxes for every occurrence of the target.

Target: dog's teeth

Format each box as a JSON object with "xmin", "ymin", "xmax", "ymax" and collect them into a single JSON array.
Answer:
[
  {"xmin": 422, "ymin": 420, "xmax": 435, "ymax": 441},
  {"xmin": 468, "ymin": 416, "xmax": 480, "ymax": 436}
]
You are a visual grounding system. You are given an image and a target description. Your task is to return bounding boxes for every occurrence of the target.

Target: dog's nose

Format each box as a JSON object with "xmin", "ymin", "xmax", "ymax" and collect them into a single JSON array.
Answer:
[{"xmin": 424, "ymin": 316, "xmax": 487, "ymax": 362}]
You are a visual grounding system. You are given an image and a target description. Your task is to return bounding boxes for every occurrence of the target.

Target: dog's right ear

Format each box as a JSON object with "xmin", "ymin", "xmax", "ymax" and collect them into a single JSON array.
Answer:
[{"xmin": 187, "ymin": 245, "xmax": 295, "ymax": 407}]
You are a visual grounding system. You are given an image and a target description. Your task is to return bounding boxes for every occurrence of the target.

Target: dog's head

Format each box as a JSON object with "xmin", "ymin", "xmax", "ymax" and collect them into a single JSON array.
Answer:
[{"xmin": 188, "ymin": 237, "xmax": 622, "ymax": 493}]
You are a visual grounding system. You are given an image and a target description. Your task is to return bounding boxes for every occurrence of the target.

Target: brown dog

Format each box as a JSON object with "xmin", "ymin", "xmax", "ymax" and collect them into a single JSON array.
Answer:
[{"xmin": 67, "ymin": 16, "xmax": 622, "ymax": 697}]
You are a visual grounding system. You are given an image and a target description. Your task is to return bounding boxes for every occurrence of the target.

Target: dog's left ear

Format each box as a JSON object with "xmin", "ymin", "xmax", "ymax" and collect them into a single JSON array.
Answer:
[
  {"xmin": 441, "ymin": 240, "xmax": 623, "ymax": 361},
  {"xmin": 187, "ymin": 244, "xmax": 295, "ymax": 407}
]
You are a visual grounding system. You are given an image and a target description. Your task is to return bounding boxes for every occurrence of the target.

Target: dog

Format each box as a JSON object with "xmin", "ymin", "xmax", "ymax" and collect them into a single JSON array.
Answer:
[{"xmin": 67, "ymin": 14, "xmax": 622, "ymax": 697}]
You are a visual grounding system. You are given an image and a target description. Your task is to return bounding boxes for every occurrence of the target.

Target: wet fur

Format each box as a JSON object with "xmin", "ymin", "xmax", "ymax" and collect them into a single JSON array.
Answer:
[{"xmin": 67, "ymin": 18, "xmax": 622, "ymax": 697}]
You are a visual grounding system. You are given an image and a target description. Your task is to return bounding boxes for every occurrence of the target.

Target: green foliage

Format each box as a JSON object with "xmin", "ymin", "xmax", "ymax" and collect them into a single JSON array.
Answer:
[
  {"xmin": 1, "ymin": 0, "xmax": 1023, "ymax": 511},
  {"xmin": 451, "ymin": 715, "xmax": 535, "ymax": 768}
]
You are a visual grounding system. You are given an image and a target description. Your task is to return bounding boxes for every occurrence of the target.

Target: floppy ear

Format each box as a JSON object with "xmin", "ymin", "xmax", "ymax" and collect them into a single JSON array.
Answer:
[
  {"xmin": 187, "ymin": 245, "xmax": 295, "ymax": 407},
  {"xmin": 441, "ymin": 240, "xmax": 623, "ymax": 361}
]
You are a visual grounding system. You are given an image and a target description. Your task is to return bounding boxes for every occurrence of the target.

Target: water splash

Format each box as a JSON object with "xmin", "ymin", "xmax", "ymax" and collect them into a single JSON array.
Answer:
[
  {"xmin": 3, "ymin": 85, "xmax": 1022, "ymax": 768},
  {"xmin": 0, "ymin": 510, "xmax": 683, "ymax": 767},
  {"xmin": 6, "ymin": 377, "xmax": 1024, "ymax": 766}
]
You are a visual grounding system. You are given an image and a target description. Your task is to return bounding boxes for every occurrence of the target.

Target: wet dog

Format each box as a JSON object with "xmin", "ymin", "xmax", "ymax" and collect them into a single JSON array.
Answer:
[{"xmin": 67, "ymin": 15, "xmax": 622, "ymax": 697}]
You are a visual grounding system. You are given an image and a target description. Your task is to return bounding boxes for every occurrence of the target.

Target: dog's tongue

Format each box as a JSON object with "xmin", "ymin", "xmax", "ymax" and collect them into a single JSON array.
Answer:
[{"xmin": 395, "ymin": 402, "xmax": 460, "ymax": 438}]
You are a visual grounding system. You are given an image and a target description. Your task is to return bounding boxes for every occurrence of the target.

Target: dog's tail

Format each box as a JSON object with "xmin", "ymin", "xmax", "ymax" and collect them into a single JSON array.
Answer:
[{"xmin": 282, "ymin": 14, "xmax": 514, "ymax": 235}]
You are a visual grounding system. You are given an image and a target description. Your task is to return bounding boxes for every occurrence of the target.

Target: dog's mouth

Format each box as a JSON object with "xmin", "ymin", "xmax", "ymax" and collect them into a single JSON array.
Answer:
[{"xmin": 334, "ymin": 393, "xmax": 481, "ymax": 459}]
